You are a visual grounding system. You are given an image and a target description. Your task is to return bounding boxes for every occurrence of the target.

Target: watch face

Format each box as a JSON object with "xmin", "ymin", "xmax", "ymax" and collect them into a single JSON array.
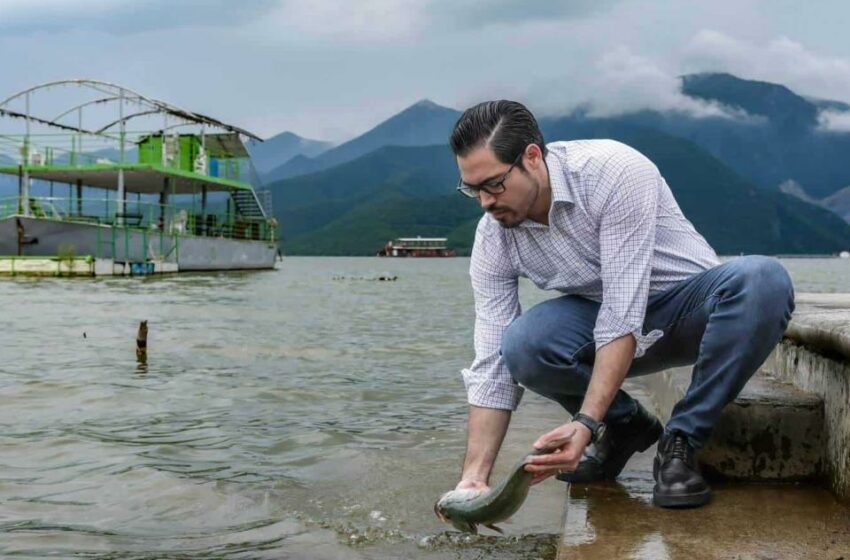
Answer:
[{"xmin": 595, "ymin": 423, "xmax": 607, "ymax": 443}]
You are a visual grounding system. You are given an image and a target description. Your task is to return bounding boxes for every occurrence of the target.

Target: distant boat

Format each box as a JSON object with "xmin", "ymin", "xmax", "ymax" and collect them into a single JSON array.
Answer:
[
  {"xmin": 377, "ymin": 236, "xmax": 456, "ymax": 257},
  {"xmin": 840, "ymin": 251, "xmax": 850, "ymax": 259}
]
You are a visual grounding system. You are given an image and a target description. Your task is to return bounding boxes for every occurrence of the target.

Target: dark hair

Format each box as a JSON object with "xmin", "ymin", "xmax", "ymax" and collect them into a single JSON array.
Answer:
[{"xmin": 449, "ymin": 100, "xmax": 546, "ymax": 165}]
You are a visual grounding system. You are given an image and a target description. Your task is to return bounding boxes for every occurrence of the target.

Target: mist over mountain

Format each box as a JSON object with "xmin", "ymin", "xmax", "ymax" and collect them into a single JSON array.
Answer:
[
  {"xmin": 632, "ymin": 72, "xmax": 850, "ymax": 199},
  {"xmin": 259, "ymin": 72, "xmax": 850, "ymax": 255},
  {"xmin": 681, "ymin": 73, "xmax": 819, "ymax": 132},
  {"xmin": 256, "ymin": 73, "xmax": 850, "ymax": 203}
]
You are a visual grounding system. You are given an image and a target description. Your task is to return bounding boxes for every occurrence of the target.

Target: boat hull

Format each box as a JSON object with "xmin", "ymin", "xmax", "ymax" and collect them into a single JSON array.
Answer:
[{"xmin": 0, "ymin": 216, "xmax": 277, "ymax": 271}]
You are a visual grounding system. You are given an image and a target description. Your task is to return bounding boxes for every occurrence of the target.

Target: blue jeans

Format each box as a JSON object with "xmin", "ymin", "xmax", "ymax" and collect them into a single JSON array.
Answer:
[{"xmin": 501, "ymin": 256, "xmax": 795, "ymax": 447}]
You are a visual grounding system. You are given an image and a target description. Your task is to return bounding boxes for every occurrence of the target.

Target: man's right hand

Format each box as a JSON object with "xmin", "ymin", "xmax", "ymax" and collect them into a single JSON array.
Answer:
[
  {"xmin": 436, "ymin": 479, "xmax": 491, "ymax": 523},
  {"xmin": 455, "ymin": 478, "xmax": 490, "ymax": 493}
]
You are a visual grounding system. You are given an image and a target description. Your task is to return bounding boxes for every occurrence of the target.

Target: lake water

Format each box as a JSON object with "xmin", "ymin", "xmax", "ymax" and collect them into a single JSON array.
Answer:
[{"xmin": 0, "ymin": 257, "xmax": 848, "ymax": 559}]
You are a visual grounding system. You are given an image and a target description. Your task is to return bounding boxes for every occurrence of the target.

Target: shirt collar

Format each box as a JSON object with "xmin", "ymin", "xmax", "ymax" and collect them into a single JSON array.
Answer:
[
  {"xmin": 516, "ymin": 148, "xmax": 573, "ymax": 229},
  {"xmin": 545, "ymin": 148, "xmax": 574, "ymax": 206}
]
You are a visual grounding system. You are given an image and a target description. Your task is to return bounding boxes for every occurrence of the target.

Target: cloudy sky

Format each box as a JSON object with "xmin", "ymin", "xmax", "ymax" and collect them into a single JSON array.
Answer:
[{"xmin": 2, "ymin": 0, "xmax": 850, "ymax": 142}]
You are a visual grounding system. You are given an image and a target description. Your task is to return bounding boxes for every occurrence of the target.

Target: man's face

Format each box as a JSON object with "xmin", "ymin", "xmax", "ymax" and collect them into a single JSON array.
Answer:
[{"xmin": 457, "ymin": 146, "xmax": 539, "ymax": 228}]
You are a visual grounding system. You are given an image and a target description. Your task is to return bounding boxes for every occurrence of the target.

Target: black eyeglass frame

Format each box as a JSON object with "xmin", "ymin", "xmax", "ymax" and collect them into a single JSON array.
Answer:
[{"xmin": 456, "ymin": 152, "xmax": 524, "ymax": 199}]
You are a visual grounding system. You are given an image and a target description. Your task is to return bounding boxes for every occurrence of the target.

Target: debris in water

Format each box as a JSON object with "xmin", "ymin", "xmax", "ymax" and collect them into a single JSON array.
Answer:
[
  {"xmin": 369, "ymin": 510, "xmax": 387, "ymax": 523},
  {"xmin": 332, "ymin": 274, "xmax": 398, "ymax": 282},
  {"xmin": 417, "ymin": 531, "xmax": 558, "ymax": 556}
]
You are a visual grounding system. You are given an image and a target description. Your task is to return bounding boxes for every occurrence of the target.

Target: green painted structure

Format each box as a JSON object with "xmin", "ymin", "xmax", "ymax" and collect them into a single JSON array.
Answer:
[{"xmin": 0, "ymin": 79, "xmax": 277, "ymax": 271}]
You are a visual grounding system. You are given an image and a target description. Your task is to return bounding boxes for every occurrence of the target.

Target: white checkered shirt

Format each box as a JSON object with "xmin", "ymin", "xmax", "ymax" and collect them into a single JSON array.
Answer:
[{"xmin": 464, "ymin": 140, "xmax": 720, "ymax": 410}]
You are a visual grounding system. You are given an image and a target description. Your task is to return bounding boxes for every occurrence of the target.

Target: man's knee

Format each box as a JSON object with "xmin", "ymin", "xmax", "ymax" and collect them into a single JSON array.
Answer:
[
  {"xmin": 501, "ymin": 315, "xmax": 542, "ymax": 387},
  {"xmin": 730, "ymin": 256, "xmax": 794, "ymax": 303},
  {"xmin": 501, "ymin": 314, "xmax": 588, "ymax": 391},
  {"xmin": 727, "ymin": 255, "xmax": 795, "ymax": 325}
]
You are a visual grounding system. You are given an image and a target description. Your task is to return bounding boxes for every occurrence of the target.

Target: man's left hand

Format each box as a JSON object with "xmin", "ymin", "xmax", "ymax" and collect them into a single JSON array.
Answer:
[{"xmin": 524, "ymin": 421, "xmax": 592, "ymax": 484}]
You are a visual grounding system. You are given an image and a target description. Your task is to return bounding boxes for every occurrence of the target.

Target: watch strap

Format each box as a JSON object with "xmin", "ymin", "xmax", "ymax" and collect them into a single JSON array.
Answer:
[{"xmin": 574, "ymin": 413, "xmax": 603, "ymax": 443}]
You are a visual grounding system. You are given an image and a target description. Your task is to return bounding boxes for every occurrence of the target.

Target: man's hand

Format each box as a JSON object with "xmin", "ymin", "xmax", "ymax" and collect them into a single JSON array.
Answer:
[
  {"xmin": 523, "ymin": 421, "xmax": 592, "ymax": 484},
  {"xmin": 522, "ymin": 335, "xmax": 636, "ymax": 484},
  {"xmin": 455, "ymin": 478, "xmax": 490, "ymax": 493},
  {"xmin": 435, "ymin": 479, "xmax": 491, "ymax": 523}
]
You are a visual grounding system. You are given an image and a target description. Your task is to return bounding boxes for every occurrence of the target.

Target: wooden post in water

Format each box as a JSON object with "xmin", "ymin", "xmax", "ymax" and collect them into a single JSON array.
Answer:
[{"xmin": 136, "ymin": 320, "xmax": 148, "ymax": 363}]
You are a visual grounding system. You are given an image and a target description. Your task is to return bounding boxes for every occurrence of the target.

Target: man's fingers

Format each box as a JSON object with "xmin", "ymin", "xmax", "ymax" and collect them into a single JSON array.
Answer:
[
  {"xmin": 528, "ymin": 454, "xmax": 567, "ymax": 465},
  {"xmin": 525, "ymin": 463, "xmax": 574, "ymax": 474},
  {"xmin": 534, "ymin": 427, "xmax": 576, "ymax": 450},
  {"xmin": 526, "ymin": 462, "xmax": 569, "ymax": 472},
  {"xmin": 527, "ymin": 449, "xmax": 581, "ymax": 466},
  {"xmin": 530, "ymin": 473, "xmax": 552, "ymax": 485}
]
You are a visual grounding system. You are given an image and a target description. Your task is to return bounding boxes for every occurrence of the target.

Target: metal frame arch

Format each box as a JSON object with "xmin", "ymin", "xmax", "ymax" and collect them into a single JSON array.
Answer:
[
  {"xmin": 0, "ymin": 79, "xmax": 145, "ymax": 109},
  {"xmin": 0, "ymin": 78, "xmax": 262, "ymax": 141},
  {"xmin": 96, "ymin": 110, "xmax": 164, "ymax": 134},
  {"xmin": 50, "ymin": 95, "xmax": 136, "ymax": 125}
]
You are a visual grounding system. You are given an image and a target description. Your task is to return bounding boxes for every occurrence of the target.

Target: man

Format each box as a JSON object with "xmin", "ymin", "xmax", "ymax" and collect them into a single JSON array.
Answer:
[{"xmin": 445, "ymin": 100, "xmax": 794, "ymax": 509}]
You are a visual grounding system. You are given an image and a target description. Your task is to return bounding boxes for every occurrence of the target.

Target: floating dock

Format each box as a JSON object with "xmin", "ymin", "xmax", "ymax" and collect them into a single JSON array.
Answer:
[{"xmin": 0, "ymin": 255, "xmax": 179, "ymax": 277}]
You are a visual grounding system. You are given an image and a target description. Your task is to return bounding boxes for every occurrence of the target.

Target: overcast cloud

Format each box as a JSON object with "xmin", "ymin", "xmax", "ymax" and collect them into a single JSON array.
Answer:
[{"xmin": 1, "ymin": 0, "xmax": 849, "ymax": 141}]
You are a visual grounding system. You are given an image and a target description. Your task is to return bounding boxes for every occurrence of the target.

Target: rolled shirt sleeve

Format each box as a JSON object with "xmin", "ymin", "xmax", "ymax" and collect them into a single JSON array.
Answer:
[
  {"xmin": 461, "ymin": 219, "xmax": 524, "ymax": 410},
  {"xmin": 594, "ymin": 151, "xmax": 664, "ymax": 357}
]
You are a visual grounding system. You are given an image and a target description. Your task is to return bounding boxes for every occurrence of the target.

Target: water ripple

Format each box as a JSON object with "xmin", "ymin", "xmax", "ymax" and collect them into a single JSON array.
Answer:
[{"xmin": 0, "ymin": 257, "xmax": 844, "ymax": 557}]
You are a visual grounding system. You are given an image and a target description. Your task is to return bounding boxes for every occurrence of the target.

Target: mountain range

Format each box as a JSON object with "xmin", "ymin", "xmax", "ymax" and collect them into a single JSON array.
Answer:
[
  {"xmin": 261, "ymin": 99, "xmax": 461, "ymax": 183},
  {"xmin": 260, "ymin": 72, "xmax": 850, "ymax": 256},
  {"xmin": 271, "ymin": 131, "xmax": 850, "ymax": 256},
  {"xmin": 247, "ymin": 131, "xmax": 333, "ymax": 177},
  {"xmin": 2, "ymin": 72, "xmax": 849, "ymax": 256}
]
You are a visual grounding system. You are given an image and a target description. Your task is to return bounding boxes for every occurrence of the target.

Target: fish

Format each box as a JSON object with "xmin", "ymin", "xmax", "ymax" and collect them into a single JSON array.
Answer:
[{"xmin": 434, "ymin": 447, "xmax": 556, "ymax": 534}]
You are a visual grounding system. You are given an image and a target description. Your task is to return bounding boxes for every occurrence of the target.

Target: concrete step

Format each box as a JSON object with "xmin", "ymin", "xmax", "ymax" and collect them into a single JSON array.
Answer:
[
  {"xmin": 700, "ymin": 375, "xmax": 824, "ymax": 480},
  {"xmin": 645, "ymin": 368, "xmax": 825, "ymax": 481}
]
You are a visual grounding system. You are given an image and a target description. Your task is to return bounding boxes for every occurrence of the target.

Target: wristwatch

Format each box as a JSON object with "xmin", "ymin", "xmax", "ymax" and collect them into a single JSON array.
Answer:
[{"xmin": 574, "ymin": 413, "xmax": 607, "ymax": 444}]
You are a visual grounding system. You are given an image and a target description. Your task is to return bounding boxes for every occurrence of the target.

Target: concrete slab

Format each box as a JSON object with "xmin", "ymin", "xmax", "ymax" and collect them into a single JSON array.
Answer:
[
  {"xmin": 786, "ymin": 298, "xmax": 850, "ymax": 360},
  {"xmin": 0, "ymin": 256, "xmax": 94, "ymax": 276},
  {"xmin": 94, "ymin": 258, "xmax": 114, "ymax": 276}
]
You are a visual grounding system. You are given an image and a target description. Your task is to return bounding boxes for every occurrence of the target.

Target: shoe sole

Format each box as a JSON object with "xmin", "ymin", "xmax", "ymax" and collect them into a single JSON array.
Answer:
[
  {"xmin": 652, "ymin": 487, "xmax": 712, "ymax": 508},
  {"xmin": 558, "ymin": 417, "xmax": 664, "ymax": 483}
]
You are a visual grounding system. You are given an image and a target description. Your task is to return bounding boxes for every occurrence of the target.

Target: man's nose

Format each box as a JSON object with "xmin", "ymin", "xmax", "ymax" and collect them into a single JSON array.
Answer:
[{"xmin": 479, "ymin": 190, "xmax": 496, "ymax": 209}]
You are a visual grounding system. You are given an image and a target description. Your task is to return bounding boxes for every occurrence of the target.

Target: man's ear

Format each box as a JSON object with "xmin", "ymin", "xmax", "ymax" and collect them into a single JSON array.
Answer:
[{"xmin": 525, "ymin": 143, "xmax": 543, "ymax": 168}]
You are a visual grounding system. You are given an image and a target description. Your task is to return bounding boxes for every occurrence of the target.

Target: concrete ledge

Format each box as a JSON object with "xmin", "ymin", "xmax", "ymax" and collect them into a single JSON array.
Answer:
[
  {"xmin": 645, "ymin": 369, "xmax": 825, "ymax": 482},
  {"xmin": 646, "ymin": 294, "xmax": 850, "ymax": 500},
  {"xmin": 765, "ymin": 339, "xmax": 850, "ymax": 501},
  {"xmin": 699, "ymin": 376, "xmax": 824, "ymax": 481},
  {"xmin": 766, "ymin": 294, "xmax": 850, "ymax": 500},
  {"xmin": 784, "ymin": 294, "xmax": 850, "ymax": 361}
]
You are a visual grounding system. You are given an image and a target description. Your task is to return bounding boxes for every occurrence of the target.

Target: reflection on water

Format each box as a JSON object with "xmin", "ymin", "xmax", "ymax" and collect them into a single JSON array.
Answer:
[
  {"xmin": 0, "ymin": 257, "xmax": 848, "ymax": 558},
  {"xmin": 560, "ymin": 469, "xmax": 850, "ymax": 559}
]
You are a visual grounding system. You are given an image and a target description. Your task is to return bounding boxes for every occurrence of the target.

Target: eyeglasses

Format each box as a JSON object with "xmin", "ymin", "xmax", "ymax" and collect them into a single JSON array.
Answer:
[{"xmin": 457, "ymin": 152, "xmax": 523, "ymax": 199}]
